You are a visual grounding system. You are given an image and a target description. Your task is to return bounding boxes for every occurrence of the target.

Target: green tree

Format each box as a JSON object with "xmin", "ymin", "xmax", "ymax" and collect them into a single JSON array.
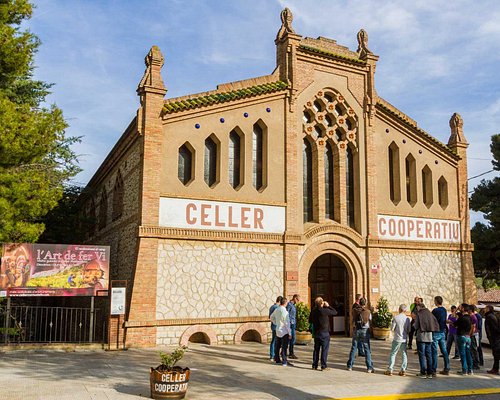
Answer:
[
  {"xmin": 0, "ymin": 0, "xmax": 80, "ymax": 243},
  {"xmin": 470, "ymin": 134, "xmax": 500, "ymax": 286},
  {"xmin": 38, "ymin": 185, "xmax": 94, "ymax": 244}
]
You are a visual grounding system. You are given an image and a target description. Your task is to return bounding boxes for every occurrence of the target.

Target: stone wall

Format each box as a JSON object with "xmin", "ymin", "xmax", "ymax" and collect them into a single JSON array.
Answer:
[
  {"xmin": 380, "ymin": 249, "xmax": 462, "ymax": 311},
  {"xmin": 156, "ymin": 240, "xmax": 283, "ymax": 320}
]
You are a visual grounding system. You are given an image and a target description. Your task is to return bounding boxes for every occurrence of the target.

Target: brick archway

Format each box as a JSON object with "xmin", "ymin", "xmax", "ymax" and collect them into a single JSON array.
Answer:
[
  {"xmin": 234, "ymin": 322, "xmax": 267, "ymax": 344},
  {"xmin": 179, "ymin": 324, "xmax": 218, "ymax": 346},
  {"xmin": 299, "ymin": 227, "xmax": 366, "ymax": 307}
]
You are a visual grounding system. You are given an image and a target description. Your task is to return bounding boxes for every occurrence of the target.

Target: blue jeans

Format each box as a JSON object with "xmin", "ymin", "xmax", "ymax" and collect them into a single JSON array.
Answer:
[
  {"xmin": 417, "ymin": 341, "xmax": 432, "ymax": 375},
  {"xmin": 432, "ymin": 332, "xmax": 450, "ymax": 372},
  {"xmin": 288, "ymin": 324, "xmax": 296, "ymax": 355},
  {"xmin": 313, "ymin": 332, "xmax": 330, "ymax": 369},
  {"xmin": 446, "ymin": 333, "xmax": 458, "ymax": 357},
  {"xmin": 457, "ymin": 335, "xmax": 473, "ymax": 373},
  {"xmin": 269, "ymin": 329, "xmax": 277, "ymax": 359},
  {"xmin": 274, "ymin": 334, "xmax": 290, "ymax": 365},
  {"xmin": 347, "ymin": 328, "xmax": 373, "ymax": 370},
  {"xmin": 387, "ymin": 341, "xmax": 407, "ymax": 372}
]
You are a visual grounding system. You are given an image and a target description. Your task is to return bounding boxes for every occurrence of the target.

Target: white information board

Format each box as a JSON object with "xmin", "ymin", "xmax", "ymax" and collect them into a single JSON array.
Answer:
[{"xmin": 110, "ymin": 287, "xmax": 126, "ymax": 315}]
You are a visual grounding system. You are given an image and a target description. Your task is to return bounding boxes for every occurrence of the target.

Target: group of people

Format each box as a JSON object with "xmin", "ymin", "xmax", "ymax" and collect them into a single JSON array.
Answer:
[{"xmin": 268, "ymin": 293, "xmax": 500, "ymax": 378}]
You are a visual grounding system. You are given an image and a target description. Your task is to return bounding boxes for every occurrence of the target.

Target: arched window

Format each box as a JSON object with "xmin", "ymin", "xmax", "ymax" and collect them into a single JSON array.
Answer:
[
  {"xmin": 229, "ymin": 130, "xmax": 243, "ymax": 189},
  {"xmin": 438, "ymin": 176, "xmax": 448, "ymax": 209},
  {"xmin": 325, "ymin": 141, "xmax": 334, "ymax": 220},
  {"xmin": 388, "ymin": 142, "xmax": 401, "ymax": 204},
  {"xmin": 112, "ymin": 172, "xmax": 124, "ymax": 221},
  {"xmin": 253, "ymin": 123, "xmax": 266, "ymax": 190},
  {"xmin": 204, "ymin": 136, "xmax": 219, "ymax": 187},
  {"xmin": 178, "ymin": 143, "xmax": 194, "ymax": 185},
  {"xmin": 405, "ymin": 154, "xmax": 417, "ymax": 206},
  {"xmin": 302, "ymin": 89, "xmax": 358, "ymax": 228},
  {"xmin": 346, "ymin": 146, "xmax": 355, "ymax": 228},
  {"xmin": 422, "ymin": 165, "xmax": 433, "ymax": 207},
  {"xmin": 303, "ymin": 139, "xmax": 313, "ymax": 222},
  {"xmin": 98, "ymin": 189, "xmax": 108, "ymax": 230}
]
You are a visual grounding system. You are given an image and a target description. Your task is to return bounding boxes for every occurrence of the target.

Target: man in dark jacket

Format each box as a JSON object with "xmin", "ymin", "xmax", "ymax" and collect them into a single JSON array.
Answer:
[
  {"xmin": 309, "ymin": 296, "xmax": 337, "ymax": 370},
  {"xmin": 414, "ymin": 303, "xmax": 439, "ymax": 378},
  {"xmin": 484, "ymin": 305, "xmax": 500, "ymax": 375}
]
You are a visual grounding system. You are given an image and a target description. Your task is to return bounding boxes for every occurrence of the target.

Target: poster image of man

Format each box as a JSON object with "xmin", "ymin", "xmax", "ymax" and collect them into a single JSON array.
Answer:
[{"xmin": 0, "ymin": 244, "xmax": 32, "ymax": 288}]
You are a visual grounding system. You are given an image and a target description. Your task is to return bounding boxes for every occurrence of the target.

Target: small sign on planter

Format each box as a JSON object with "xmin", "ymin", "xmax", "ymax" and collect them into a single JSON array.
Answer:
[{"xmin": 150, "ymin": 367, "xmax": 190, "ymax": 399}]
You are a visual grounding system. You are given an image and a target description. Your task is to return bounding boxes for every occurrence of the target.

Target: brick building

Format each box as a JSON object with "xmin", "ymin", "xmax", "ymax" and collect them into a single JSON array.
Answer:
[{"xmin": 81, "ymin": 8, "xmax": 476, "ymax": 348}]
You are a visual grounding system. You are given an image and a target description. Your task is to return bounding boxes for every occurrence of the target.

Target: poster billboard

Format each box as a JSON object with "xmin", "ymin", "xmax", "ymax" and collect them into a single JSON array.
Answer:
[{"xmin": 0, "ymin": 243, "xmax": 110, "ymax": 297}]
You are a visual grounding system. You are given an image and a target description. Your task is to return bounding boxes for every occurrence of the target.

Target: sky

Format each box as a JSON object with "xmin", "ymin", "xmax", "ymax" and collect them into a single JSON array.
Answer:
[{"xmin": 26, "ymin": 0, "xmax": 499, "ymax": 223}]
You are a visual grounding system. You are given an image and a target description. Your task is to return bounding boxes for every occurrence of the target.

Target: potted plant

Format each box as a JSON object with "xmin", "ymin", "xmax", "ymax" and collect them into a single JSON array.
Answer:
[
  {"xmin": 372, "ymin": 297, "xmax": 393, "ymax": 340},
  {"xmin": 295, "ymin": 302, "xmax": 313, "ymax": 345},
  {"xmin": 150, "ymin": 346, "xmax": 190, "ymax": 399}
]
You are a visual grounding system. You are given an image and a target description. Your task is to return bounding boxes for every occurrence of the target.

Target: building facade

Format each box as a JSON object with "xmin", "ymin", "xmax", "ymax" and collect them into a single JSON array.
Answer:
[{"xmin": 81, "ymin": 8, "xmax": 476, "ymax": 348}]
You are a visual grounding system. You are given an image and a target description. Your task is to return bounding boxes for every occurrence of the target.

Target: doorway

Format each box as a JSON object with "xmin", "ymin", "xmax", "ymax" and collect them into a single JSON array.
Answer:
[{"xmin": 308, "ymin": 253, "xmax": 348, "ymax": 335}]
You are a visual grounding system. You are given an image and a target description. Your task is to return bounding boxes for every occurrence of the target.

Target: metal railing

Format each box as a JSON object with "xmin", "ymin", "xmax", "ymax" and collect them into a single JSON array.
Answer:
[{"xmin": 1, "ymin": 304, "xmax": 106, "ymax": 344}]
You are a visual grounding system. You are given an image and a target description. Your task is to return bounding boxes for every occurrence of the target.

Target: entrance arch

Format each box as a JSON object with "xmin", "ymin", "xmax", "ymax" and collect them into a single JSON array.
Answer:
[{"xmin": 308, "ymin": 254, "xmax": 348, "ymax": 334}]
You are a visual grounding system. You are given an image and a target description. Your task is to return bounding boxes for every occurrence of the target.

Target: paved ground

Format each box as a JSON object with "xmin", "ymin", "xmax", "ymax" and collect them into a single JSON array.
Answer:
[{"xmin": 0, "ymin": 337, "xmax": 499, "ymax": 399}]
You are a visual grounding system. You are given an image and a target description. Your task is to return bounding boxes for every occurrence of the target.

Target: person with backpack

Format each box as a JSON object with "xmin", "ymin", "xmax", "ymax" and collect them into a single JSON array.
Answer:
[
  {"xmin": 352, "ymin": 293, "xmax": 365, "ymax": 357},
  {"xmin": 484, "ymin": 305, "xmax": 500, "ymax": 375},
  {"xmin": 384, "ymin": 304, "xmax": 411, "ymax": 376},
  {"xmin": 347, "ymin": 298, "xmax": 374, "ymax": 373}
]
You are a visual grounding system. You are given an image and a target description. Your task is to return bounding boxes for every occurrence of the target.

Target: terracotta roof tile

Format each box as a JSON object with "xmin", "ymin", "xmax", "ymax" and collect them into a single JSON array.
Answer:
[
  {"xmin": 298, "ymin": 44, "xmax": 367, "ymax": 66},
  {"xmin": 163, "ymin": 81, "xmax": 288, "ymax": 114},
  {"xmin": 477, "ymin": 288, "xmax": 500, "ymax": 303}
]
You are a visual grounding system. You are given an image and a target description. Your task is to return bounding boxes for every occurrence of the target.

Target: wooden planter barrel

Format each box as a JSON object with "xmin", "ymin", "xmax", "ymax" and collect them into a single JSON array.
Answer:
[
  {"xmin": 150, "ymin": 366, "xmax": 190, "ymax": 400},
  {"xmin": 372, "ymin": 327, "xmax": 390, "ymax": 340},
  {"xmin": 295, "ymin": 331, "xmax": 313, "ymax": 345}
]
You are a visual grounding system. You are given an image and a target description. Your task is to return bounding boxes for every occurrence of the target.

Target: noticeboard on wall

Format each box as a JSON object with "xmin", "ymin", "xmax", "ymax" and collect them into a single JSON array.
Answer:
[
  {"xmin": 0, "ymin": 243, "xmax": 110, "ymax": 297},
  {"xmin": 110, "ymin": 287, "xmax": 126, "ymax": 315}
]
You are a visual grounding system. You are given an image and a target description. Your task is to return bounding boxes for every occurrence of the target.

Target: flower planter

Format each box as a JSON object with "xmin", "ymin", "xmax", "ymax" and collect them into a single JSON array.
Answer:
[
  {"xmin": 372, "ymin": 327, "xmax": 390, "ymax": 340},
  {"xmin": 150, "ymin": 366, "xmax": 190, "ymax": 399},
  {"xmin": 295, "ymin": 331, "xmax": 312, "ymax": 345}
]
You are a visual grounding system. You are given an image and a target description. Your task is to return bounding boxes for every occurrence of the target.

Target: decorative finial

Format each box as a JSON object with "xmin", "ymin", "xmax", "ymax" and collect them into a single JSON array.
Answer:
[
  {"xmin": 137, "ymin": 45, "xmax": 166, "ymax": 95},
  {"xmin": 356, "ymin": 29, "xmax": 372, "ymax": 58},
  {"xmin": 449, "ymin": 112, "xmax": 463, "ymax": 131},
  {"xmin": 448, "ymin": 112, "xmax": 467, "ymax": 146},
  {"xmin": 276, "ymin": 7, "xmax": 295, "ymax": 40}
]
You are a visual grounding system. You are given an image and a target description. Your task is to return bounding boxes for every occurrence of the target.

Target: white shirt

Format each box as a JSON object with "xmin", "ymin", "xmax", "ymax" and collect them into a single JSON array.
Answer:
[
  {"xmin": 391, "ymin": 312, "xmax": 411, "ymax": 343},
  {"xmin": 270, "ymin": 305, "xmax": 291, "ymax": 338}
]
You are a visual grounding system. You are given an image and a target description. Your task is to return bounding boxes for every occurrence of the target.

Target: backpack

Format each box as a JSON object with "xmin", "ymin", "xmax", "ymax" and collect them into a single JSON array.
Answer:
[{"xmin": 355, "ymin": 311, "xmax": 365, "ymax": 330}]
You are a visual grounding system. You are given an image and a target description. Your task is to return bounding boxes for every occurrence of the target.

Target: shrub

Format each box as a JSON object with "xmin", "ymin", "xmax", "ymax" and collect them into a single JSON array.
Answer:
[
  {"xmin": 296, "ymin": 302, "xmax": 310, "ymax": 332},
  {"xmin": 372, "ymin": 297, "xmax": 392, "ymax": 329},
  {"xmin": 158, "ymin": 346, "xmax": 187, "ymax": 371}
]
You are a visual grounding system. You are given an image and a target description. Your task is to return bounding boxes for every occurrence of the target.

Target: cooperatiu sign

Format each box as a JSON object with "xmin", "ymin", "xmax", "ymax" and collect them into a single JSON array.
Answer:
[{"xmin": 378, "ymin": 215, "xmax": 460, "ymax": 243}]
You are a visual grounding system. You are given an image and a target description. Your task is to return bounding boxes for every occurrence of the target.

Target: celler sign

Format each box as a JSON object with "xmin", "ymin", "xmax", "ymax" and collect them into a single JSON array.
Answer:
[
  {"xmin": 378, "ymin": 215, "xmax": 460, "ymax": 243},
  {"xmin": 159, "ymin": 197, "xmax": 286, "ymax": 233}
]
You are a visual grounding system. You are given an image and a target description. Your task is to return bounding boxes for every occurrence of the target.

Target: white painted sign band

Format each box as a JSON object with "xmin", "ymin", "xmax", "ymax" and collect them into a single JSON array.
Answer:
[
  {"xmin": 159, "ymin": 197, "xmax": 286, "ymax": 233},
  {"xmin": 378, "ymin": 215, "xmax": 460, "ymax": 243}
]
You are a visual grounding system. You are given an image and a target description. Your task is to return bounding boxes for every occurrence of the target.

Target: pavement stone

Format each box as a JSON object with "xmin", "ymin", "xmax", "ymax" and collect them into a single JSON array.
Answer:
[{"xmin": 0, "ymin": 337, "xmax": 498, "ymax": 399}]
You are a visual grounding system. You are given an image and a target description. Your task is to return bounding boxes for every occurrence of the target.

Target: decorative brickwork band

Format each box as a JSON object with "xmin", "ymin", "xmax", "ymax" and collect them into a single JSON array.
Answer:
[
  {"xmin": 180, "ymin": 325, "xmax": 218, "ymax": 346},
  {"xmin": 233, "ymin": 322, "xmax": 267, "ymax": 344}
]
